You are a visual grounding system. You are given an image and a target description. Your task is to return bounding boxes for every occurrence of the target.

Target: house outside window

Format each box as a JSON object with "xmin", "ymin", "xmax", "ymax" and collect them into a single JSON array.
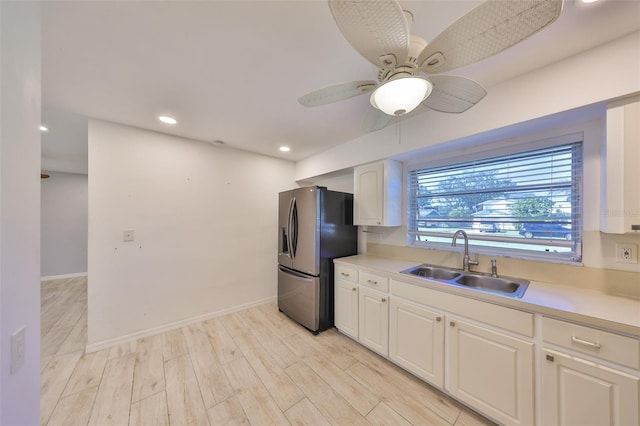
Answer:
[{"xmin": 407, "ymin": 139, "xmax": 583, "ymax": 263}]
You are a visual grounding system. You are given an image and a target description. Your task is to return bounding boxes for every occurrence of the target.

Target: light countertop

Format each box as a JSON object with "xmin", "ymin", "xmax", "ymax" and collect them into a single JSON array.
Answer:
[{"xmin": 335, "ymin": 254, "xmax": 640, "ymax": 338}]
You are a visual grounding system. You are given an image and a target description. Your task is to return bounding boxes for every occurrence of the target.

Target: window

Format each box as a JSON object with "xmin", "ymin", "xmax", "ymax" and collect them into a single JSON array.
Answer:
[{"xmin": 407, "ymin": 141, "xmax": 583, "ymax": 262}]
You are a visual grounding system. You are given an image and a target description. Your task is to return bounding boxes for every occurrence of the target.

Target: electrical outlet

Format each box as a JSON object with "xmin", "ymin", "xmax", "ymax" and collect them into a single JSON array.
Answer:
[
  {"xmin": 11, "ymin": 326, "xmax": 26, "ymax": 374},
  {"xmin": 615, "ymin": 243, "xmax": 638, "ymax": 264},
  {"xmin": 123, "ymin": 229, "xmax": 135, "ymax": 242}
]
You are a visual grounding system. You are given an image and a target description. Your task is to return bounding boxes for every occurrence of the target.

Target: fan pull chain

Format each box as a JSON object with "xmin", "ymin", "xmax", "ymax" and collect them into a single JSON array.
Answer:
[{"xmin": 395, "ymin": 114, "xmax": 402, "ymax": 145}]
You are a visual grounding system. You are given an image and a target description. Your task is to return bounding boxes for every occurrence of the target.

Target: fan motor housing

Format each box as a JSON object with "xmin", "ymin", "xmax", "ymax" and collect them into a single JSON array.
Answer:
[{"xmin": 377, "ymin": 67, "xmax": 418, "ymax": 84}]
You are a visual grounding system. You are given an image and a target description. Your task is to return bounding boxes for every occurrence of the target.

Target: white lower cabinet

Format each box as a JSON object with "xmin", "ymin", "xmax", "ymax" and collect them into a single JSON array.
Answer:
[
  {"xmin": 334, "ymin": 263, "xmax": 640, "ymax": 426},
  {"xmin": 542, "ymin": 349, "xmax": 640, "ymax": 426},
  {"xmin": 389, "ymin": 298, "xmax": 444, "ymax": 387},
  {"xmin": 358, "ymin": 287, "xmax": 389, "ymax": 356},
  {"xmin": 541, "ymin": 316, "xmax": 640, "ymax": 425},
  {"xmin": 334, "ymin": 279, "xmax": 358, "ymax": 339},
  {"xmin": 447, "ymin": 317, "xmax": 535, "ymax": 425}
]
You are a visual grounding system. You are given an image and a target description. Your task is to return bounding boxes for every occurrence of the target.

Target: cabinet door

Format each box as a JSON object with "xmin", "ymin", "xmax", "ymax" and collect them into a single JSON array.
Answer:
[
  {"xmin": 448, "ymin": 318, "xmax": 534, "ymax": 425},
  {"xmin": 334, "ymin": 279, "xmax": 358, "ymax": 339},
  {"xmin": 354, "ymin": 163, "xmax": 384, "ymax": 226},
  {"xmin": 389, "ymin": 299, "xmax": 444, "ymax": 388},
  {"xmin": 542, "ymin": 349, "xmax": 640, "ymax": 426},
  {"xmin": 358, "ymin": 287, "xmax": 389, "ymax": 356},
  {"xmin": 603, "ymin": 100, "xmax": 640, "ymax": 233},
  {"xmin": 354, "ymin": 160, "xmax": 402, "ymax": 226}
]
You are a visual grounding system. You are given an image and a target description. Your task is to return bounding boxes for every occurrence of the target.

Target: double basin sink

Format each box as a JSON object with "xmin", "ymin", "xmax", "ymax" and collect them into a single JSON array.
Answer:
[{"xmin": 400, "ymin": 264, "xmax": 529, "ymax": 298}]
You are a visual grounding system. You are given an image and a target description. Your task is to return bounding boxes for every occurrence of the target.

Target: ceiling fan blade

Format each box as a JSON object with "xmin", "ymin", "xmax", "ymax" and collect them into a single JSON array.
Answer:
[
  {"xmin": 363, "ymin": 106, "xmax": 393, "ymax": 132},
  {"xmin": 329, "ymin": 0, "xmax": 410, "ymax": 69},
  {"xmin": 418, "ymin": 0, "xmax": 563, "ymax": 73},
  {"xmin": 298, "ymin": 80, "xmax": 377, "ymax": 107},
  {"xmin": 422, "ymin": 75, "xmax": 487, "ymax": 113}
]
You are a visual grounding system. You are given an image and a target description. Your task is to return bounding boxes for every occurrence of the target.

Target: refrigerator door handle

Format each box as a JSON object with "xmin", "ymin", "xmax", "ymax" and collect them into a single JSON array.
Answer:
[
  {"xmin": 290, "ymin": 197, "xmax": 298, "ymax": 259},
  {"xmin": 286, "ymin": 197, "xmax": 295, "ymax": 260},
  {"xmin": 278, "ymin": 265, "xmax": 313, "ymax": 280}
]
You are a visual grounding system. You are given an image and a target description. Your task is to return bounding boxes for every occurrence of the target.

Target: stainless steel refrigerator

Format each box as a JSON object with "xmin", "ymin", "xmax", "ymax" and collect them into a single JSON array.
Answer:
[{"xmin": 277, "ymin": 186, "xmax": 357, "ymax": 333}]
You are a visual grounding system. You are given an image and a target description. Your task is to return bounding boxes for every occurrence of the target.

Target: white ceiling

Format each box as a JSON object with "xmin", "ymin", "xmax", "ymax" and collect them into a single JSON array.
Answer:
[{"xmin": 41, "ymin": 0, "xmax": 640, "ymax": 174}]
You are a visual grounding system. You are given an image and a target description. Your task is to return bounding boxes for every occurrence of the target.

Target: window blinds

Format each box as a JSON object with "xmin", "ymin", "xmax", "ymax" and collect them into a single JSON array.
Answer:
[{"xmin": 407, "ymin": 142, "xmax": 583, "ymax": 262}]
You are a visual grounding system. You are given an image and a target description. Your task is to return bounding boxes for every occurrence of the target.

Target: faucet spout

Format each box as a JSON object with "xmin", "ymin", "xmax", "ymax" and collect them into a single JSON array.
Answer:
[
  {"xmin": 451, "ymin": 230, "xmax": 479, "ymax": 272},
  {"xmin": 491, "ymin": 258, "xmax": 498, "ymax": 277}
]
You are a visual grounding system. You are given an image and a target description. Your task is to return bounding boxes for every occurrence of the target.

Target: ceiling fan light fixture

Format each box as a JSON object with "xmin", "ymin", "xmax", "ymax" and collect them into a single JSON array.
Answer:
[{"xmin": 370, "ymin": 77, "xmax": 432, "ymax": 116}]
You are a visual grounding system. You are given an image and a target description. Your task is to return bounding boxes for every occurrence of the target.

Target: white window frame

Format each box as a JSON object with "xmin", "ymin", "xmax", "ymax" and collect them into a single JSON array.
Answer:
[{"xmin": 406, "ymin": 133, "xmax": 584, "ymax": 264}]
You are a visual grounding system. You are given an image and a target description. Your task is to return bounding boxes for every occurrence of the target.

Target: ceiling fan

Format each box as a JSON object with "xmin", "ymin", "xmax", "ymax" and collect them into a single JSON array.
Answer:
[{"xmin": 298, "ymin": 0, "xmax": 563, "ymax": 132}]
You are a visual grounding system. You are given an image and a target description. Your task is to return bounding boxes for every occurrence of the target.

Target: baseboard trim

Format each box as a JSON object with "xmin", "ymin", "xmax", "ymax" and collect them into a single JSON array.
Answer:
[
  {"xmin": 85, "ymin": 295, "xmax": 277, "ymax": 353},
  {"xmin": 41, "ymin": 272, "xmax": 88, "ymax": 281}
]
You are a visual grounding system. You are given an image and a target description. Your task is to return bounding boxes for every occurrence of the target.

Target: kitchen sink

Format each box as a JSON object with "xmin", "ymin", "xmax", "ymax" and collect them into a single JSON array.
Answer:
[
  {"xmin": 404, "ymin": 265, "xmax": 462, "ymax": 281},
  {"xmin": 454, "ymin": 274, "xmax": 528, "ymax": 297},
  {"xmin": 400, "ymin": 264, "xmax": 529, "ymax": 298}
]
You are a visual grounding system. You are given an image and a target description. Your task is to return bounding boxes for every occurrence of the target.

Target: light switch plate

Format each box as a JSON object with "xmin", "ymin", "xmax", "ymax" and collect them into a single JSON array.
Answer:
[
  {"xmin": 615, "ymin": 243, "xmax": 638, "ymax": 263},
  {"xmin": 123, "ymin": 229, "xmax": 135, "ymax": 242},
  {"xmin": 11, "ymin": 326, "xmax": 26, "ymax": 374}
]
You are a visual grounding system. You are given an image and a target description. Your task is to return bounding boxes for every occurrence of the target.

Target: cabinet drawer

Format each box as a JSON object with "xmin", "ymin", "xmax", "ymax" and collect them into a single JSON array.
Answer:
[
  {"xmin": 335, "ymin": 265, "xmax": 358, "ymax": 283},
  {"xmin": 543, "ymin": 317, "xmax": 640, "ymax": 369},
  {"xmin": 359, "ymin": 271, "xmax": 389, "ymax": 292}
]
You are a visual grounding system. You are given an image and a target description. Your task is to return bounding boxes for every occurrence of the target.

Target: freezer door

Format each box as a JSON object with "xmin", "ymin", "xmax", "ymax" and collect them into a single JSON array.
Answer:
[
  {"xmin": 291, "ymin": 187, "xmax": 320, "ymax": 275},
  {"xmin": 278, "ymin": 266, "xmax": 319, "ymax": 331},
  {"xmin": 278, "ymin": 190, "xmax": 294, "ymax": 269}
]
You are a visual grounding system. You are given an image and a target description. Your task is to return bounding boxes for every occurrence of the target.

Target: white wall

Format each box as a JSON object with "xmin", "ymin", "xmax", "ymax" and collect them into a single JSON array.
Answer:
[
  {"xmin": 0, "ymin": 2, "xmax": 42, "ymax": 424},
  {"xmin": 41, "ymin": 171, "xmax": 88, "ymax": 278},
  {"xmin": 296, "ymin": 31, "xmax": 640, "ymax": 181},
  {"xmin": 87, "ymin": 120, "xmax": 297, "ymax": 349}
]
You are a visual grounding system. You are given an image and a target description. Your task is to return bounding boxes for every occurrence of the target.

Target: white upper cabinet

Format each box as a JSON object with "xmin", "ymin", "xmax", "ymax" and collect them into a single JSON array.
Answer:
[
  {"xmin": 602, "ymin": 97, "xmax": 640, "ymax": 234},
  {"xmin": 354, "ymin": 160, "xmax": 402, "ymax": 226}
]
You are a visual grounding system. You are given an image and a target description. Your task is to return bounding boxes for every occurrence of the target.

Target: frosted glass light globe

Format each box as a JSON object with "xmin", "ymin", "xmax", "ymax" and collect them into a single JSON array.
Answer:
[{"xmin": 370, "ymin": 77, "xmax": 432, "ymax": 116}]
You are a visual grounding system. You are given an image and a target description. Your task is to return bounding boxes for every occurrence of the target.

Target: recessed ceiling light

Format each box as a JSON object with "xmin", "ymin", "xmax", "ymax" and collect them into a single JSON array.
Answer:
[
  {"xmin": 279, "ymin": 146, "xmax": 291, "ymax": 152},
  {"xmin": 158, "ymin": 115, "xmax": 177, "ymax": 125},
  {"xmin": 40, "ymin": 125, "xmax": 48, "ymax": 132},
  {"xmin": 580, "ymin": 0, "xmax": 599, "ymax": 3}
]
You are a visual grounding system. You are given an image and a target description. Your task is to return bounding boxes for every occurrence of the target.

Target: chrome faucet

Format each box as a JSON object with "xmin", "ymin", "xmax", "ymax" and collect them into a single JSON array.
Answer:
[
  {"xmin": 451, "ymin": 230, "xmax": 479, "ymax": 272},
  {"xmin": 490, "ymin": 259, "xmax": 498, "ymax": 277}
]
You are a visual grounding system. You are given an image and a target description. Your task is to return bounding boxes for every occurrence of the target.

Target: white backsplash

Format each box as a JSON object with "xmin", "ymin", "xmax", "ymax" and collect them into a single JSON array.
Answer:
[{"xmin": 360, "ymin": 226, "xmax": 640, "ymax": 300}]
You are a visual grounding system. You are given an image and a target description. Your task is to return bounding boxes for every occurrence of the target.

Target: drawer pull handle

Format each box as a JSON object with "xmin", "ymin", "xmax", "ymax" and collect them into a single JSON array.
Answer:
[
  {"xmin": 367, "ymin": 280, "xmax": 378, "ymax": 285},
  {"xmin": 571, "ymin": 336, "xmax": 601, "ymax": 350},
  {"xmin": 450, "ymin": 321, "xmax": 456, "ymax": 327},
  {"xmin": 546, "ymin": 354, "xmax": 555, "ymax": 362},
  {"xmin": 352, "ymin": 287, "xmax": 357, "ymax": 291},
  {"xmin": 436, "ymin": 317, "xmax": 442, "ymax": 322},
  {"xmin": 381, "ymin": 298, "xmax": 387, "ymax": 302},
  {"xmin": 341, "ymin": 272, "xmax": 350, "ymax": 277}
]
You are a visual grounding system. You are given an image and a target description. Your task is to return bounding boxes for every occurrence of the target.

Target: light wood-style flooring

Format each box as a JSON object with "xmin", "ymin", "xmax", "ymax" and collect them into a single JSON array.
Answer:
[{"xmin": 41, "ymin": 277, "xmax": 494, "ymax": 426}]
